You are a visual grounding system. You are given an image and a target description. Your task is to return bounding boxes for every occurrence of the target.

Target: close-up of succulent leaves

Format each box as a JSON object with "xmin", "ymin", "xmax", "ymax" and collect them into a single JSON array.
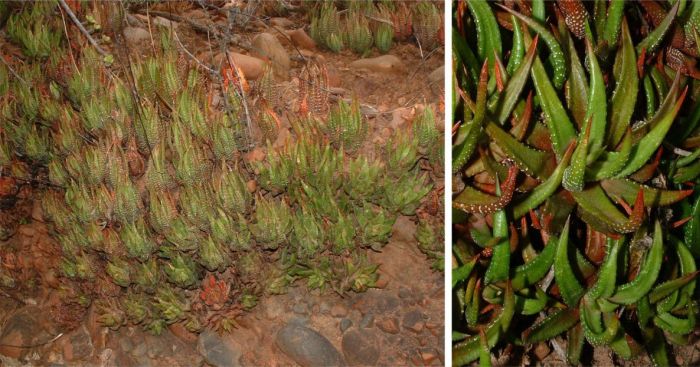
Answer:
[{"xmin": 453, "ymin": 0, "xmax": 700, "ymax": 365}]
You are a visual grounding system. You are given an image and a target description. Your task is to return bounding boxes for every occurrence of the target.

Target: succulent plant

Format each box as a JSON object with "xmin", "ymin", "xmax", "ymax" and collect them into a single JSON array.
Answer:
[
  {"xmin": 413, "ymin": 2, "xmax": 441, "ymax": 51},
  {"xmin": 310, "ymin": 3, "xmax": 345, "ymax": 53},
  {"xmin": 345, "ymin": 11, "xmax": 374, "ymax": 55},
  {"xmin": 0, "ymin": 2, "xmax": 440, "ymax": 337},
  {"xmin": 454, "ymin": 1, "xmax": 700, "ymax": 364},
  {"xmin": 374, "ymin": 22, "xmax": 394, "ymax": 54},
  {"xmin": 325, "ymin": 99, "xmax": 368, "ymax": 152}
]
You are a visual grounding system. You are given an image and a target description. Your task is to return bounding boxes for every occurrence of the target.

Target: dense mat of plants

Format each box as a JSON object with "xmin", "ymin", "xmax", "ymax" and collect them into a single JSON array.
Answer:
[
  {"xmin": 453, "ymin": 0, "xmax": 700, "ymax": 365},
  {"xmin": 0, "ymin": 1, "xmax": 443, "ymax": 334}
]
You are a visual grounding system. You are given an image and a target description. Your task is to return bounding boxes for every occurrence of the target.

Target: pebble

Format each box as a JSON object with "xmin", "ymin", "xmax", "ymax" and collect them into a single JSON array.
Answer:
[
  {"xmin": 63, "ymin": 326, "xmax": 94, "ymax": 362},
  {"xmin": 534, "ymin": 342, "xmax": 551, "ymax": 360},
  {"xmin": 251, "ymin": 32, "xmax": 291, "ymax": 79},
  {"xmin": 215, "ymin": 52, "xmax": 267, "ymax": 80},
  {"xmin": 359, "ymin": 313, "xmax": 374, "ymax": 329},
  {"xmin": 421, "ymin": 349, "xmax": 439, "ymax": 365},
  {"xmin": 123, "ymin": 27, "xmax": 150, "ymax": 47},
  {"xmin": 402, "ymin": 310, "xmax": 425, "ymax": 334},
  {"xmin": 340, "ymin": 319, "xmax": 353, "ymax": 333},
  {"xmin": 377, "ymin": 318, "xmax": 400, "ymax": 334},
  {"xmin": 270, "ymin": 17, "xmax": 294, "ymax": 28},
  {"xmin": 198, "ymin": 331, "xmax": 241, "ymax": 367},
  {"xmin": 287, "ymin": 29, "xmax": 317, "ymax": 50},
  {"xmin": 398, "ymin": 286, "xmax": 412, "ymax": 299},
  {"xmin": 330, "ymin": 304, "xmax": 348, "ymax": 318},
  {"xmin": 293, "ymin": 302, "xmax": 309, "ymax": 315},
  {"xmin": 319, "ymin": 301, "xmax": 331, "ymax": 314},
  {"xmin": 428, "ymin": 66, "xmax": 444, "ymax": 85},
  {"xmin": 275, "ymin": 323, "xmax": 344, "ymax": 367},
  {"xmin": 341, "ymin": 330, "xmax": 379, "ymax": 366},
  {"xmin": 349, "ymin": 55, "xmax": 406, "ymax": 74}
]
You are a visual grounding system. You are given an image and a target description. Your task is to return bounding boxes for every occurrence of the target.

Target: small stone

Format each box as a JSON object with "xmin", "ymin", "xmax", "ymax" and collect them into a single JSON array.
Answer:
[
  {"xmin": 398, "ymin": 286, "xmax": 412, "ymax": 299},
  {"xmin": 402, "ymin": 310, "xmax": 425, "ymax": 334},
  {"xmin": 293, "ymin": 302, "xmax": 309, "ymax": 315},
  {"xmin": 264, "ymin": 300, "xmax": 285, "ymax": 321},
  {"xmin": 244, "ymin": 147, "xmax": 266, "ymax": 164},
  {"xmin": 270, "ymin": 17, "xmax": 294, "ymax": 28},
  {"xmin": 340, "ymin": 319, "xmax": 352, "ymax": 333},
  {"xmin": 421, "ymin": 349, "xmax": 439, "ymax": 365},
  {"xmin": 374, "ymin": 277, "xmax": 389, "ymax": 289},
  {"xmin": 359, "ymin": 313, "xmax": 374, "ymax": 329},
  {"xmin": 123, "ymin": 27, "xmax": 150, "ymax": 47},
  {"xmin": 214, "ymin": 52, "xmax": 266, "ymax": 80},
  {"xmin": 319, "ymin": 301, "xmax": 331, "ymax": 314},
  {"xmin": 330, "ymin": 304, "xmax": 348, "ymax": 318},
  {"xmin": 287, "ymin": 29, "xmax": 316, "ymax": 50},
  {"xmin": 119, "ymin": 337, "xmax": 133, "ymax": 353},
  {"xmin": 152, "ymin": 16, "xmax": 175, "ymax": 28},
  {"xmin": 377, "ymin": 318, "xmax": 400, "ymax": 334},
  {"xmin": 198, "ymin": 331, "xmax": 240, "ymax": 367},
  {"xmin": 169, "ymin": 322, "xmax": 198, "ymax": 343},
  {"xmin": 276, "ymin": 323, "xmax": 344, "ymax": 367},
  {"xmin": 349, "ymin": 55, "xmax": 406, "ymax": 74},
  {"xmin": 251, "ymin": 33, "xmax": 290, "ymax": 79},
  {"xmin": 534, "ymin": 342, "xmax": 551, "ymax": 360},
  {"xmin": 428, "ymin": 66, "xmax": 444, "ymax": 85},
  {"xmin": 341, "ymin": 330, "xmax": 379, "ymax": 366},
  {"xmin": 246, "ymin": 180, "xmax": 257, "ymax": 193},
  {"xmin": 63, "ymin": 326, "xmax": 94, "ymax": 362}
]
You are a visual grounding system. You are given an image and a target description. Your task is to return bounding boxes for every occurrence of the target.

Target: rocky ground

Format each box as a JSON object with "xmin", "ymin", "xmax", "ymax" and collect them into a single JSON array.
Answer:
[
  {"xmin": 0, "ymin": 215, "xmax": 443, "ymax": 367},
  {"xmin": 0, "ymin": 2, "xmax": 444, "ymax": 366}
]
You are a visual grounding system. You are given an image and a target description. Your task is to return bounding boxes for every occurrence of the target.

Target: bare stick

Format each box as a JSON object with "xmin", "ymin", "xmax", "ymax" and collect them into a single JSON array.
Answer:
[
  {"xmin": 57, "ymin": 0, "xmax": 109, "ymax": 57},
  {"xmin": 173, "ymin": 30, "xmax": 215, "ymax": 74},
  {"xmin": 0, "ymin": 56, "xmax": 27, "ymax": 86}
]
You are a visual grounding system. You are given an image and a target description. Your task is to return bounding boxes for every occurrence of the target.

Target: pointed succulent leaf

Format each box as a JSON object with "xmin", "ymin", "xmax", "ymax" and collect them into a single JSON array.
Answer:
[
  {"xmin": 600, "ymin": 178, "xmax": 693, "ymax": 207},
  {"xmin": 608, "ymin": 221, "xmax": 664, "ymax": 304},
  {"xmin": 522, "ymin": 308, "xmax": 579, "ymax": 344}
]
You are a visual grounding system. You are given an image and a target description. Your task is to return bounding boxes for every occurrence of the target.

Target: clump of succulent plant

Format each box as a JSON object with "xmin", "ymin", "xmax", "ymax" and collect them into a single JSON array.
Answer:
[
  {"xmin": 374, "ymin": 20, "xmax": 394, "ymax": 54},
  {"xmin": 309, "ymin": 1, "xmax": 441, "ymax": 55},
  {"xmin": 344, "ymin": 10, "xmax": 374, "ymax": 55},
  {"xmin": 413, "ymin": 1, "xmax": 441, "ymax": 51},
  {"xmin": 310, "ymin": 2, "xmax": 345, "ymax": 53},
  {"xmin": 453, "ymin": 1, "xmax": 700, "ymax": 365},
  {"xmin": 0, "ymin": 3, "xmax": 442, "ymax": 335}
]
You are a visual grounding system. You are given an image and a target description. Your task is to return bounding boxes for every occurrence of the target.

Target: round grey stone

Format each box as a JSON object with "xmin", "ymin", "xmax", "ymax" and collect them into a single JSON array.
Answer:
[
  {"xmin": 276, "ymin": 323, "xmax": 344, "ymax": 367},
  {"xmin": 340, "ymin": 319, "xmax": 352, "ymax": 333},
  {"xmin": 341, "ymin": 330, "xmax": 380, "ymax": 366}
]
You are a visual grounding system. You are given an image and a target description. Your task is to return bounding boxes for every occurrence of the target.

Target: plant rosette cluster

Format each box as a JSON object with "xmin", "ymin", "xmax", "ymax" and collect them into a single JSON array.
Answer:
[{"xmin": 0, "ymin": 2, "xmax": 444, "ymax": 335}]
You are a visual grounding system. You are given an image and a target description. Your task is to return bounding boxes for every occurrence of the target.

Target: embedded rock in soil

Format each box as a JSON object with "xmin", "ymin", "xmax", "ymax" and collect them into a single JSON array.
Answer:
[
  {"xmin": 377, "ymin": 317, "xmax": 400, "ymax": 334},
  {"xmin": 349, "ymin": 55, "xmax": 406, "ymax": 74},
  {"xmin": 359, "ymin": 313, "xmax": 374, "ymax": 329},
  {"xmin": 123, "ymin": 27, "xmax": 150, "ymax": 47},
  {"xmin": 270, "ymin": 17, "xmax": 294, "ymax": 29},
  {"xmin": 198, "ymin": 331, "xmax": 241, "ymax": 367},
  {"xmin": 215, "ymin": 52, "xmax": 266, "ymax": 80},
  {"xmin": 402, "ymin": 310, "xmax": 426, "ymax": 334},
  {"xmin": 62, "ymin": 326, "xmax": 94, "ymax": 362},
  {"xmin": 339, "ymin": 319, "xmax": 353, "ymax": 333},
  {"xmin": 428, "ymin": 66, "xmax": 444, "ymax": 85},
  {"xmin": 276, "ymin": 323, "xmax": 344, "ymax": 367},
  {"xmin": 0, "ymin": 307, "xmax": 56, "ymax": 359},
  {"xmin": 287, "ymin": 29, "xmax": 316, "ymax": 50},
  {"xmin": 341, "ymin": 329, "xmax": 380, "ymax": 367},
  {"xmin": 251, "ymin": 32, "xmax": 290, "ymax": 79},
  {"xmin": 330, "ymin": 304, "xmax": 348, "ymax": 318}
]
